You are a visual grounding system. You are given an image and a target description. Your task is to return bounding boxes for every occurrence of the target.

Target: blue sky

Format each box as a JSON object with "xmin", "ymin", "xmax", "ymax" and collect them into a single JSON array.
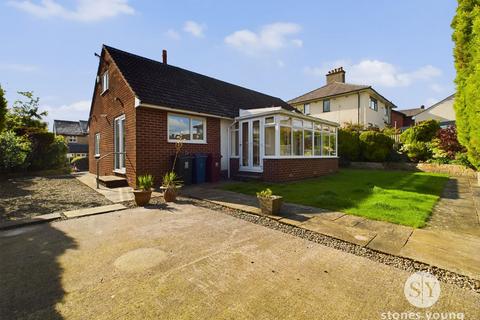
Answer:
[{"xmin": 0, "ymin": 0, "xmax": 457, "ymax": 127}]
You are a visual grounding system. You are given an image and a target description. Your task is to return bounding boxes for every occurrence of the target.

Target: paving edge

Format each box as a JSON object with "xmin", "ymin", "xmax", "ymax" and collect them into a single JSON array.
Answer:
[
  {"xmin": 184, "ymin": 195, "xmax": 480, "ymax": 293},
  {"xmin": 0, "ymin": 205, "xmax": 127, "ymax": 231}
]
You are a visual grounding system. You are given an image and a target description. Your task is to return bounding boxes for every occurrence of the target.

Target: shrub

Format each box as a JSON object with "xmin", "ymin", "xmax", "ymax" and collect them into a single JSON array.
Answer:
[
  {"xmin": 451, "ymin": 152, "xmax": 474, "ymax": 168},
  {"xmin": 359, "ymin": 131, "xmax": 394, "ymax": 162},
  {"xmin": 433, "ymin": 126, "xmax": 465, "ymax": 159},
  {"xmin": 71, "ymin": 156, "xmax": 88, "ymax": 171},
  {"xmin": 0, "ymin": 131, "xmax": 31, "ymax": 171},
  {"xmin": 257, "ymin": 188, "xmax": 273, "ymax": 198},
  {"xmin": 138, "ymin": 174, "xmax": 154, "ymax": 190},
  {"xmin": 338, "ymin": 129, "xmax": 360, "ymax": 162},
  {"xmin": 401, "ymin": 141, "xmax": 432, "ymax": 162},
  {"xmin": 29, "ymin": 133, "xmax": 67, "ymax": 170},
  {"xmin": 400, "ymin": 120, "xmax": 440, "ymax": 144}
]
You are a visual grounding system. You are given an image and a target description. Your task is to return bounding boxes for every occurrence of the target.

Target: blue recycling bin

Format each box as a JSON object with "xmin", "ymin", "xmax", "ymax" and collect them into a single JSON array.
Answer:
[{"xmin": 193, "ymin": 154, "xmax": 208, "ymax": 184}]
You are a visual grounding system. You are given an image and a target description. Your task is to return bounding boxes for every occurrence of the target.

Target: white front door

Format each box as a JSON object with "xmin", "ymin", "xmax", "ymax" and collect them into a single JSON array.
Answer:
[
  {"xmin": 239, "ymin": 119, "xmax": 262, "ymax": 172},
  {"xmin": 114, "ymin": 115, "xmax": 126, "ymax": 173}
]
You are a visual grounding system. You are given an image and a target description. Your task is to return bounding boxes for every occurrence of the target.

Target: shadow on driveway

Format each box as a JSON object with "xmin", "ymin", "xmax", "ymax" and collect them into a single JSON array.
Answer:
[{"xmin": 0, "ymin": 223, "xmax": 77, "ymax": 319}]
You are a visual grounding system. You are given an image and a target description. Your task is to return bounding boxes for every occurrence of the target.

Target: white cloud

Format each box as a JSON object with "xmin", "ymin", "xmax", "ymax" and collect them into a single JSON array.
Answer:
[
  {"xmin": 183, "ymin": 20, "xmax": 206, "ymax": 38},
  {"xmin": 41, "ymin": 100, "xmax": 91, "ymax": 128},
  {"xmin": 224, "ymin": 22, "xmax": 302, "ymax": 55},
  {"xmin": 276, "ymin": 59, "xmax": 285, "ymax": 68},
  {"xmin": 305, "ymin": 59, "xmax": 442, "ymax": 88},
  {"xmin": 165, "ymin": 29, "xmax": 181, "ymax": 40},
  {"xmin": 0, "ymin": 63, "xmax": 38, "ymax": 72},
  {"xmin": 7, "ymin": 0, "xmax": 135, "ymax": 22},
  {"xmin": 430, "ymin": 83, "xmax": 444, "ymax": 93}
]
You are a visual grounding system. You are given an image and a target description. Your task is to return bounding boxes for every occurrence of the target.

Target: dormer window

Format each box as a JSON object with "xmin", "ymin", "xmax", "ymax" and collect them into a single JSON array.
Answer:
[{"xmin": 102, "ymin": 71, "xmax": 109, "ymax": 94}]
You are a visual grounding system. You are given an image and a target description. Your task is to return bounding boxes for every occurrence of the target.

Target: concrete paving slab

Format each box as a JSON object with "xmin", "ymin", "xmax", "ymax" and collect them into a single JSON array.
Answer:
[
  {"xmin": 400, "ymin": 229, "xmax": 480, "ymax": 280},
  {"xmin": 0, "ymin": 212, "xmax": 62, "ymax": 230},
  {"xmin": 354, "ymin": 219, "xmax": 414, "ymax": 255},
  {"xmin": 333, "ymin": 214, "xmax": 366, "ymax": 227},
  {"xmin": 63, "ymin": 204, "xmax": 126, "ymax": 218},
  {"xmin": 300, "ymin": 217, "xmax": 377, "ymax": 246}
]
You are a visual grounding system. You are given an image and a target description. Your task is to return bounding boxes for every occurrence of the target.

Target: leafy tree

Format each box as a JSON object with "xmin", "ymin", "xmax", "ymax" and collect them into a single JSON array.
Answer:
[
  {"xmin": 0, "ymin": 84, "xmax": 7, "ymax": 132},
  {"xmin": 0, "ymin": 130, "xmax": 32, "ymax": 171},
  {"xmin": 452, "ymin": 0, "xmax": 480, "ymax": 169},
  {"xmin": 5, "ymin": 91, "xmax": 47, "ymax": 134},
  {"xmin": 338, "ymin": 128, "xmax": 361, "ymax": 162},
  {"xmin": 400, "ymin": 120, "xmax": 440, "ymax": 144},
  {"xmin": 359, "ymin": 131, "xmax": 394, "ymax": 162}
]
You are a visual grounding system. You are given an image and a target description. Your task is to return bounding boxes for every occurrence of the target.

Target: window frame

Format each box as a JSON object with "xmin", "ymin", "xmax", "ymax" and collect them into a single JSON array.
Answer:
[
  {"xmin": 101, "ymin": 71, "xmax": 109, "ymax": 94},
  {"xmin": 167, "ymin": 113, "xmax": 207, "ymax": 144},
  {"xmin": 94, "ymin": 133, "xmax": 101, "ymax": 157},
  {"xmin": 369, "ymin": 97, "xmax": 378, "ymax": 111},
  {"xmin": 323, "ymin": 99, "xmax": 330, "ymax": 113},
  {"xmin": 303, "ymin": 103, "xmax": 310, "ymax": 115}
]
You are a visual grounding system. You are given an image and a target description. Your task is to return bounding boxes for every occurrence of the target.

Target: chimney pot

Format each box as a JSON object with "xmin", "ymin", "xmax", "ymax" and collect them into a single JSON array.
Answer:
[
  {"xmin": 162, "ymin": 49, "xmax": 167, "ymax": 64},
  {"xmin": 326, "ymin": 67, "xmax": 346, "ymax": 84}
]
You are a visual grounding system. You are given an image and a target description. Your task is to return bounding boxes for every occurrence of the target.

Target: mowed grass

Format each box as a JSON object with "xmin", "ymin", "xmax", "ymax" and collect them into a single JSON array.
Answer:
[{"xmin": 221, "ymin": 169, "xmax": 449, "ymax": 227}]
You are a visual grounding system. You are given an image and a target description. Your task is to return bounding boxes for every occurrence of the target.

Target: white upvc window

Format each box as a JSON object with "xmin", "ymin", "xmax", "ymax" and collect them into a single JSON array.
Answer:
[
  {"xmin": 231, "ymin": 122, "xmax": 239, "ymax": 157},
  {"xmin": 369, "ymin": 97, "xmax": 378, "ymax": 111},
  {"xmin": 303, "ymin": 103, "xmax": 310, "ymax": 115},
  {"xmin": 168, "ymin": 113, "xmax": 207, "ymax": 143},
  {"xmin": 102, "ymin": 71, "xmax": 109, "ymax": 94},
  {"xmin": 94, "ymin": 133, "xmax": 100, "ymax": 157}
]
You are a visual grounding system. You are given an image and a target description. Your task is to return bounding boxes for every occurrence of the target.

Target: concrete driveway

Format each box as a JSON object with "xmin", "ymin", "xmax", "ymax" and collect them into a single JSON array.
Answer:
[{"xmin": 1, "ymin": 203, "xmax": 478, "ymax": 320}]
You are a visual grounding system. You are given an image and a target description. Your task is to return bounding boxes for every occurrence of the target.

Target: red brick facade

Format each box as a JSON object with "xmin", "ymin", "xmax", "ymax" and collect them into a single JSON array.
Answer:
[
  {"xmin": 88, "ymin": 50, "xmax": 137, "ymax": 186},
  {"xmin": 135, "ymin": 107, "xmax": 220, "ymax": 186},
  {"xmin": 263, "ymin": 158, "xmax": 338, "ymax": 182}
]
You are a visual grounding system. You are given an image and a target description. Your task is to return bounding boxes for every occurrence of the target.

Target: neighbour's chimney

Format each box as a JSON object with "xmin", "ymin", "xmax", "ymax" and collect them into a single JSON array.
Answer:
[
  {"xmin": 420, "ymin": 105, "xmax": 425, "ymax": 109},
  {"xmin": 162, "ymin": 49, "xmax": 167, "ymax": 64},
  {"xmin": 326, "ymin": 67, "xmax": 345, "ymax": 84}
]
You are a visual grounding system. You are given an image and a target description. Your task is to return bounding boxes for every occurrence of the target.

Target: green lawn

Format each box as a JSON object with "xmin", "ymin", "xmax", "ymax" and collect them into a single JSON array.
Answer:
[{"xmin": 222, "ymin": 169, "xmax": 449, "ymax": 228}]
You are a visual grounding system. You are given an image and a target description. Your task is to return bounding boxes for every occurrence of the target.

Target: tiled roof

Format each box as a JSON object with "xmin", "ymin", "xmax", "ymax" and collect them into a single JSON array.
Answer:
[
  {"xmin": 53, "ymin": 120, "xmax": 88, "ymax": 136},
  {"xmin": 104, "ymin": 45, "xmax": 296, "ymax": 118},
  {"xmin": 288, "ymin": 82, "xmax": 370, "ymax": 104},
  {"xmin": 397, "ymin": 108, "xmax": 425, "ymax": 117}
]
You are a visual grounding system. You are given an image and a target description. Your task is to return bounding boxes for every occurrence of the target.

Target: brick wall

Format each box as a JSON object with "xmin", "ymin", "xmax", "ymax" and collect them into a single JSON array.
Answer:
[
  {"xmin": 135, "ymin": 107, "xmax": 221, "ymax": 187},
  {"xmin": 262, "ymin": 158, "xmax": 338, "ymax": 182},
  {"xmin": 88, "ymin": 49, "xmax": 137, "ymax": 186}
]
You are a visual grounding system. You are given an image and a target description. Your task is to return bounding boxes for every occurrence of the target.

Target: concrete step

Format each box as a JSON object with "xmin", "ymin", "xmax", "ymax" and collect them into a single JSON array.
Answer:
[
  {"xmin": 98, "ymin": 175, "xmax": 128, "ymax": 188},
  {"xmin": 234, "ymin": 173, "xmax": 263, "ymax": 182},
  {"xmin": 63, "ymin": 204, "xmax": 126, "ymax": 218}
]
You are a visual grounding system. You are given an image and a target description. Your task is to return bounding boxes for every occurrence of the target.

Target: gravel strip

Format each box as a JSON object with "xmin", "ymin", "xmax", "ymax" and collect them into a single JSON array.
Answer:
[
  {"xmin": 167, "ymin": 196, "xmax": 479, "ymax": 293},
  {"xmin": 0, "ymin": 175, "xmax": 112, "ymax": 222}
]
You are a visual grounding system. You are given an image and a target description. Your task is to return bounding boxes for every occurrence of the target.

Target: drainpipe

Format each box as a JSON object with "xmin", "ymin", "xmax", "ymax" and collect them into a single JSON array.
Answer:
[
  {"xmin": 357, "ymin": 92, "xmax": 361, "ymax": 125},
  {"xmin": 227, "ymin": 121, "xmax": 237, "ymax": 179}
]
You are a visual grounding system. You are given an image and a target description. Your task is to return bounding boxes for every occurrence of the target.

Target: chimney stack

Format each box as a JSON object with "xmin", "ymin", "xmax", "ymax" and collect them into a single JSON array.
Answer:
[
  {"xmin": 162, "ymin": 49, "xmax": 167, "ymax": 64},
  {"xmin": 326, "ymin": 67, "xmax": 345, "ymax": 84}
]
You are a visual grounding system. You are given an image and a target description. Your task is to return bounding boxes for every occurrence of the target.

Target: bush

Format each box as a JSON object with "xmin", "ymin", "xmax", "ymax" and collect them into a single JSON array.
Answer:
[
  {"xmin": 359, "ymin": 131, "xmax": 394, "ymax": 162},
  {"xmin": 401, "ymin": 141, "xmax": 432, "ymax": 162},
  {"xmin": 451, "ymin": 152, "xmax": 474, "ymax": 168},
  {"xmin": 433, "ymin": 126, "xmax": 465, "ymax": 159},
  {"xmin": 0, "ymin": 131, "xmax": 31, "ymax": 172},
  {"xmin": 400, "ymin": 120, "xmax": 440, "ymax": 144},
  {"xmin": 29, "ymin": 132, "xmax": 67, "ymax": 170},
  {"xmin": 338, "ymin": 129, "xmax": 361, "ymax": 162},
  {"xmin": 71, "ymin": 156, "xmax": 89, "ymax": 171}
]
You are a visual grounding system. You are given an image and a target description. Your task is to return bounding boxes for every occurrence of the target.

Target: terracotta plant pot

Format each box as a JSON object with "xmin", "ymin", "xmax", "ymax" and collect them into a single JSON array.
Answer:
[
  {"xmin": 133, "ymin": 189, "xmax": 152, "ymax": 206},
  {"xmin": 257, "ymin": 196, "xmax": 283, "ymax": 215},
  {"xmin": 163, "ymin": 187, "xmax": 178, "ymax": 202}
]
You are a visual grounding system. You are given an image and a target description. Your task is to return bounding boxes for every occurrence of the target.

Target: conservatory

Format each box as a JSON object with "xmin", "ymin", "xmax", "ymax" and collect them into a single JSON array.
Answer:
[{"xmin": 228, "ymin": 107, "xmax": 339, "ymax": 182}]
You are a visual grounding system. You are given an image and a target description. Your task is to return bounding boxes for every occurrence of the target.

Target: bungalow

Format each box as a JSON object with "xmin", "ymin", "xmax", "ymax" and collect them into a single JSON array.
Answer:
[
  {"xmin": 88, "ymin": 45, "xmax": 339, "ymax": 187},
  {"xmin": 414, "ymin": 94, "xmax": 456, "ymax": 127}
]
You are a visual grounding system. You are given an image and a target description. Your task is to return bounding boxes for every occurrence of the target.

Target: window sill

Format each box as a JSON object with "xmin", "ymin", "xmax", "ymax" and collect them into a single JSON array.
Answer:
[
  {"xmin": 113, "ymin": 169, "xmax": 126, "ymax": 174},
  {"xmin": 167, "ymin": 140, "xmax": 207, "ymax": 144},
  {"xmin": 263, "ymin": 156, "xmax": 338, "ymax": 159}
]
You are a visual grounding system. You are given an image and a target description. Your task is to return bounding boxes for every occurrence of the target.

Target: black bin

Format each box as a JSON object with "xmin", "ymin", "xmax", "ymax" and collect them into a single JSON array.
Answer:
[
  {"xmin": 173, "ymin": 155, "xmax": 194, "ymax": 185},
  {"xmin": 193, "ymin": 154, "xmax": 208, "ymax": 184}
]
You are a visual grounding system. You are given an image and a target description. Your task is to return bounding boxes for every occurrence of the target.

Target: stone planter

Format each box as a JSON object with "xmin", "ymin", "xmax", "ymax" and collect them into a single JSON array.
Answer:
[
  {"xmin": 161, "ymin": 186, "xmax": 179, "ymax": 202},
  {"xmin": 257, "ymin": 196, "xmax": 283, "ymax": 215},
  {"xmin": 133, "ymin": 189, "xmax": 152, "ymax": 206}
]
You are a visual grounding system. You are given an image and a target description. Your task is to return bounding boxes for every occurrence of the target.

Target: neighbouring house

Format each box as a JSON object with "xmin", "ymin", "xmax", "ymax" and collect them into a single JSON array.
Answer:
[
  {"xmin": 53, "ymin": 120, "xmax": 89, "ymax": 159},
  {"xmin": 414, "ymin": 94, "xmax": 456, "ymax": 127},
  {"xmin": 88, "ymin": 45, "xmax": 339, "ymax": 187},
  {"xmin": 288, "ymin": 67, "xmax": 397, "ymax": 129},
  {"xmin": 394, "ymin": 105, "xmax": 425, "ymax": 129},
  {"xmin": 391, "ymin": 109, "xmax": 408, "ymax": 130}
]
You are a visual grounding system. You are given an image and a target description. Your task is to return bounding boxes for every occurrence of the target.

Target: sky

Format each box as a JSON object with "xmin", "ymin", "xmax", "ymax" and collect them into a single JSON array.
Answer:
[{"xmin": 0, "ymin": 0, "xmax": 458, "ymax": 128}]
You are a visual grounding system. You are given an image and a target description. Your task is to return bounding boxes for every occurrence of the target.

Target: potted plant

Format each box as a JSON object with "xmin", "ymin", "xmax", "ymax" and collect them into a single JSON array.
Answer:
[
  {"xmin": 133, "ymin": 174, "xmax": 154, "ymax": 206},
  {"xmin": 256, "ymin": 188, "xmax": 283, "ymax": 215},
  {"xmin": 161, "ymin": 171, "xmax": 182, "ymax": 202}
]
